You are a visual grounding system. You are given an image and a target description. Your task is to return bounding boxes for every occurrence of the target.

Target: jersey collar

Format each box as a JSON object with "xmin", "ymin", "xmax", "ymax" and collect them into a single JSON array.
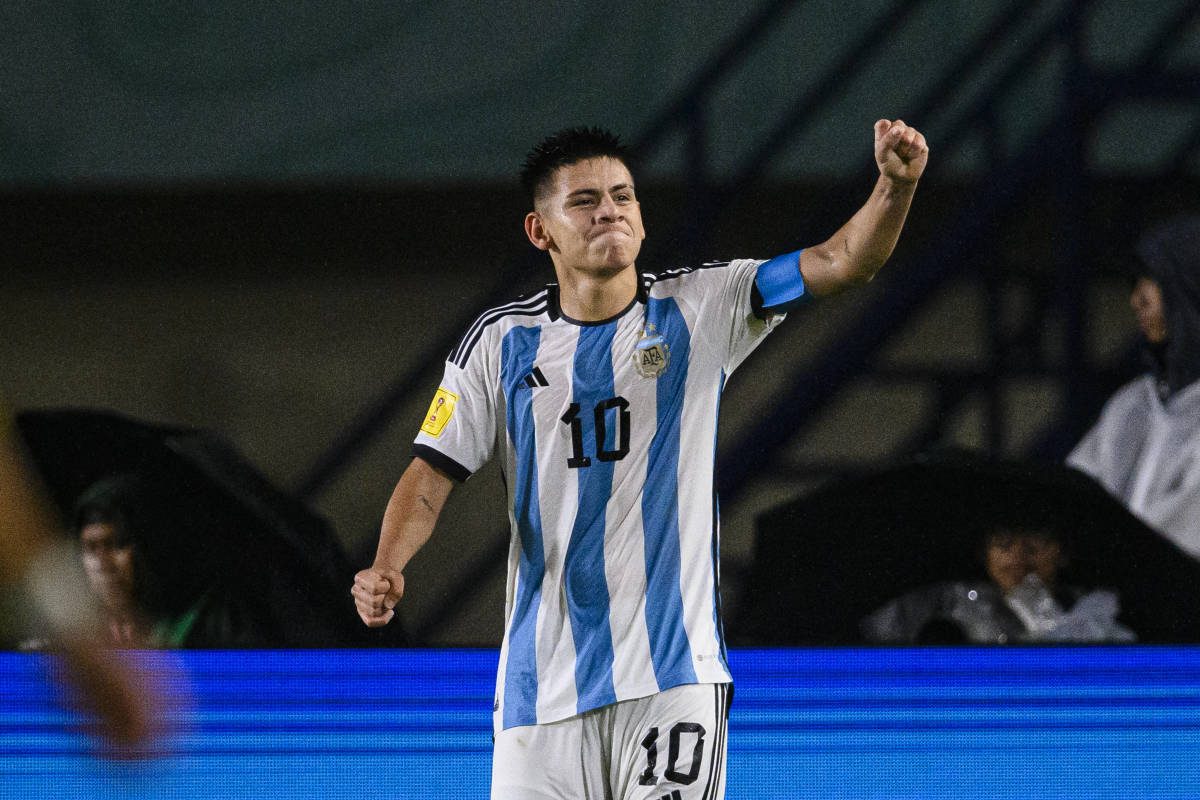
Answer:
[{"xmin": 547, "ymin": 281, "xmax": 646, "ymax": 327}]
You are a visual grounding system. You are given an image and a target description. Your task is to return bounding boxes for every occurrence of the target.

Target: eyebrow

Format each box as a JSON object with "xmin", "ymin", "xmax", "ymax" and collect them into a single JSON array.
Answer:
[{"xmin": 565, "ymin": 183, "xmax": 636, "ymax": 200}]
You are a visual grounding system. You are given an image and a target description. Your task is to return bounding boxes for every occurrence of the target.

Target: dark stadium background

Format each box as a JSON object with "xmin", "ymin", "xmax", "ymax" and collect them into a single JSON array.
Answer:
[{"xmin": 2, "ymin": 1, "xmax": 1199, "ymax": 796}]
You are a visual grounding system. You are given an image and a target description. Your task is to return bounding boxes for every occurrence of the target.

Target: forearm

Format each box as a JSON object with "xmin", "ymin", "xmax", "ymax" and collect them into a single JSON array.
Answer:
[
  {"xmin": 373, "ymin": 457, "xmax": 453, "ymax": 574},
  {"xmin": 838, "ymin": 174, "xmax": 918, "ymax": 279},
  {"xmin": 802, "ymin": 174, "xmax": 917, "ymax": 295},
  {"xmin": 2, "ymin": 427, "xmax": 103, "ymax": 638},
  {"xmin": 0, "ymin": 428, "xmax": 60, "ymax": 586}
]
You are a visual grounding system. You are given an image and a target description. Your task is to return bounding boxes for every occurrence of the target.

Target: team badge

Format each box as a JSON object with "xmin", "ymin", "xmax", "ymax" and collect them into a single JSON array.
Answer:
[
  {"xmin": 420, "ymin": 387, "xmax": 458, "ymax": 438},
  {"xmin": 634, "ymin": 324, "xmax": 670, "ymax": 379}
]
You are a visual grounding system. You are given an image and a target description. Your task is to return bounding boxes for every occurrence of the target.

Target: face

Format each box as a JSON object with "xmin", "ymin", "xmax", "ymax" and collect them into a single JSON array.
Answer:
[
  {"xmin": 525, "ymin": 156, "xmax": 646, "ymax": 278},
  {"xmin": 984, "ymin": 529, "xmax": 1063, "ymax": 593},
  {"xmin": 80, "ymin": 521, "xmax": 136, "ymax": 612},
  {"xmin": 1131, "ymin": 277, "xmax": 1168, "ymax": 344}
]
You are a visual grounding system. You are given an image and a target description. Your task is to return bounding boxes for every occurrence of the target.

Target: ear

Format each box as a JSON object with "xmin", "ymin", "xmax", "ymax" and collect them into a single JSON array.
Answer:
[{"xmin": 525, "ymin": 212, "xmax": 552, "ymax": 251}]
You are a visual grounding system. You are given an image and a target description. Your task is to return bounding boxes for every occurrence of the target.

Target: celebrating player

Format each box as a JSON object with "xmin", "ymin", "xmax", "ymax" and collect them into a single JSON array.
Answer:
[{"xmin": 353, "ymin": 118, "xmax": 928, "ymax": 797}]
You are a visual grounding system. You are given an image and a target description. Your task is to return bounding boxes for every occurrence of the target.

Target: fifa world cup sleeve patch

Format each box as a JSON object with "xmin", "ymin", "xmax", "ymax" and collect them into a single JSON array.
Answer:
[{"xmin": 420, "ymin": 388, "xmax": 458, "ymax": 438}]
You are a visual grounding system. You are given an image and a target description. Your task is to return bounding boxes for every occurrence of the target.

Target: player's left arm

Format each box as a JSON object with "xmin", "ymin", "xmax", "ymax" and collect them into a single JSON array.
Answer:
[{"xmin": 798, "ymin": 119, "xmax": 928, "ymax": 297}]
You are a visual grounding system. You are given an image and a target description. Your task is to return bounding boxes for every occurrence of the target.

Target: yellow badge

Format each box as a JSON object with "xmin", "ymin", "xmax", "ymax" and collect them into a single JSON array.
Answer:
[{"xmin": 420, "ymin": 387, "xmax": 458, "ymax": 438}]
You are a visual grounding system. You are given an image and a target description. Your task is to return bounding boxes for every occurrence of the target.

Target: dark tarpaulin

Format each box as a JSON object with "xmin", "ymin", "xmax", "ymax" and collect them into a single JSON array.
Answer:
[
  {"xmin": 15, "ymin": 408, "xmax": 394, "ymax": 647},
  {"xmin": 732, "ymin": 451, "xmax": 1200, "ymax": 645}
]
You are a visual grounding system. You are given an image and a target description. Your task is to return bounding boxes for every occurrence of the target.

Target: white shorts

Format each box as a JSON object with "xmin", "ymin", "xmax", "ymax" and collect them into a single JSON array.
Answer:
[{"xmin": 491, "ymin": 682, "xmax": 731, "ymax": 800}]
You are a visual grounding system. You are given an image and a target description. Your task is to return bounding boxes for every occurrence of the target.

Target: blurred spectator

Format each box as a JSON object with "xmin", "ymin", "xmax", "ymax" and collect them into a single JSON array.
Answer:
[
  {"xmin": 1068, "ymin": 214, "xmax": 1200, "ymax": 558},
  {"xmin": 860, "ymin": 524, "xmax": 1135, "ymax": 644},
  {"xmin": 14, "ymin": 408, "xmax": 371, "ymax": 648},
  {"xmin": 60, "ymin": 473, "xmax": 259, "ymax": 649}
]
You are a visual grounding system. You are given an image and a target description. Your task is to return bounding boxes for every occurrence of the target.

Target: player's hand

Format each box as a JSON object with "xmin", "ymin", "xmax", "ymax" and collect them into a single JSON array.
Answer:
[
  {"xmin": 874, "ymin": 119, "xmax": 928, "ymax": 184},
  {"xmin": 56, "ymin": 640, "xmax": 163, "ymax": 758},
  {"xmin": 351, "ymin": 565, "xmax": 405, "ymax": 627}
]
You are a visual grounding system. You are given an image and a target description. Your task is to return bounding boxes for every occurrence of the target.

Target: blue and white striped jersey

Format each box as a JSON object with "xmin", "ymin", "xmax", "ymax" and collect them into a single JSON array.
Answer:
[{"xmin": 413, "ymin": 257, "xmax": 796, "ymax": 732}]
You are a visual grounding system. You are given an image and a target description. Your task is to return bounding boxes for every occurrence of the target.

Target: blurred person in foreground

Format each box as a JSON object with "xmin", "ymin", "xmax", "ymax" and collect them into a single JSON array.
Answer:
[
  {"xmin": 0, "ymin": 401, "xmax": 158, "ymax": 752},
  {"xmin": 353, "ymin": 118, "xmax": 927, "ymax": 798},
  {"xmin": 861, "ymin": 524, "xmax": 1135, "ymax": 644},
  {"xmin": 1068, "ymin": 215, "xmax": 1200, "ymax": 558}
]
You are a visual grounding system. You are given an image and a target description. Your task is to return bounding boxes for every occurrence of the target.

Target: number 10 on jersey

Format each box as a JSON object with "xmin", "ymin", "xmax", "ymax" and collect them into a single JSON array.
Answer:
[{"xmin": 560, "ymin": 396, "xmax": 631, "ymax": 468}]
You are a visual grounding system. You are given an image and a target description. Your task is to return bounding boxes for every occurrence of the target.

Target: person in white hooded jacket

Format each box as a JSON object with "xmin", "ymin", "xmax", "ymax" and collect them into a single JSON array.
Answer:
[{"xmin": 1068, "ymin": 214, "xmax": 1200, "ymax": 558}]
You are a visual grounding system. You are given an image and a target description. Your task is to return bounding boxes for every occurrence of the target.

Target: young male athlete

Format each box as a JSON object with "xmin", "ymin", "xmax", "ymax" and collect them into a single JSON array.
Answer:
[{"xmin": 352, "ymin": 119, "xmax": 928, "ymax": 798}]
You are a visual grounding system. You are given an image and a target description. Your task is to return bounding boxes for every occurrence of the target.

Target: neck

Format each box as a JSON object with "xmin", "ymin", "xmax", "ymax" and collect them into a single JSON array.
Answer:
[{"xmin": 554, "ymin": 264, "xmax": 638, "ymax": 322}]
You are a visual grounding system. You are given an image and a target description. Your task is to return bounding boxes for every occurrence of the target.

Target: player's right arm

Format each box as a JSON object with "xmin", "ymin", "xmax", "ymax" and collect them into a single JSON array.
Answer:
[
  {"xmin": 351, "ymin": 455, "xmax": 454, "ymax": 627},
  {"xmin": 1, "ymin": 406, "xmax": 158, "ymax": 752}
]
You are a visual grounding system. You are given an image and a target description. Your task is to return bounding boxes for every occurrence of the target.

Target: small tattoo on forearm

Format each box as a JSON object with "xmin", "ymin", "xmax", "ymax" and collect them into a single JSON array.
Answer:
[{"xmin": 418, "ymin": 495, "xmax": 435, "ymax": 513}]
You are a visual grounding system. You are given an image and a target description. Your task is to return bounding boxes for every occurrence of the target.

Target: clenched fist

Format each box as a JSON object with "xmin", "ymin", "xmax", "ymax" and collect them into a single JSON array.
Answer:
[
  {"xmin": 351, "ymin": 565, "xmax": 405, "ymax": 627},
  {"xmin": 874, "ymin": 119, "xmax": 928, "ymax": 184}
]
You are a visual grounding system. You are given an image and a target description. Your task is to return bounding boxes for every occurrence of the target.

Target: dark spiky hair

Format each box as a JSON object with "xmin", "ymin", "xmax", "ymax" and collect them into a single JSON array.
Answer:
[{"xmin": 520, "ymin": 126, "xmax": 633, "ymax": 206}]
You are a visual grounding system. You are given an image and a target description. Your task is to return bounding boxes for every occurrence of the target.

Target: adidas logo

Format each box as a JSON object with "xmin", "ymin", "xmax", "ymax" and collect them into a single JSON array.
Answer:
[{"xmin": 523, "ymin": 367, "xmax": 549, "ymax": 388}]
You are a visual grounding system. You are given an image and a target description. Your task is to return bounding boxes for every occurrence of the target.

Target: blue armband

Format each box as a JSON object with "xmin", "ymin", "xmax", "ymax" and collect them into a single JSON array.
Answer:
[{"xmin": 755, "ymin": 249, "xmax": 807, "ymax": 311}]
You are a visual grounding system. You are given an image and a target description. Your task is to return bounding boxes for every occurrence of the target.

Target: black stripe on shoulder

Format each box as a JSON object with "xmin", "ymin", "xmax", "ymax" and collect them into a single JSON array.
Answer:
[
  {"xmin": 411, "ymin": 444, "xmax": 472, "ymax": 482},
  {"xmin": 648, "ymin": 260, "xmax": 733, "ymax": 286},
  {"xmin": 448, "ymin": 289, "xmax": 551, "ymax": 368},
  {"xmin": 638, "ymin": 271, "xmax": 655, "ymax": 301}
]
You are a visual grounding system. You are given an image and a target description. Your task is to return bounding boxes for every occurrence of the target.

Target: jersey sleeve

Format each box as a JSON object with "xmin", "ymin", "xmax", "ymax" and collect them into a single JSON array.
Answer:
[
  {"xmin": 688, "ymin": 257, "xmax": 799, "ymax": 375},
  {"xmin": 411, "ymin": 335, "xmax": 497, "ymax": 482}
]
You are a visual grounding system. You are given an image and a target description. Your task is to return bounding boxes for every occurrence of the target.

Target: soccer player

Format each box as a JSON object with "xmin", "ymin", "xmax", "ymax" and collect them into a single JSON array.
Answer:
[
  {"xmin": 0, "ymin": 400, "xmax": 157, "ymax": 753},
  {"xmin": 352, "ymin": 119, "xmax": 928, "ymax": 797}
]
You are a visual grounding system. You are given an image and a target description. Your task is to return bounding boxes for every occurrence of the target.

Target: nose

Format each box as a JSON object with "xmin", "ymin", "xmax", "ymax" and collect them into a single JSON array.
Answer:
[
  {"xmin": 89, "ymin": 543, "xmax": 122, "ymax": 571},
  {"xmin": 1130, "ymin": 277, "xmax": 1154, "ymax": 311},
  {"xmin": 595, "ymin": 193, "xmax": 621, "ymax": 221},
  {"xmin": 93, "ymin": 550, "xmax": 116, "ymax": 572},
  {"xmin": 1130, "ymin": 286, "xmax": 1144, "ymax": 311}
]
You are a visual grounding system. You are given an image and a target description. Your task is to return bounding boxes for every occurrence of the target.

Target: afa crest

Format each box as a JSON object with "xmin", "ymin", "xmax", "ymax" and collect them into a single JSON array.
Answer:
[{"xmin": 634, "ymin": 324, "xmax": 670, "ymax": 379}]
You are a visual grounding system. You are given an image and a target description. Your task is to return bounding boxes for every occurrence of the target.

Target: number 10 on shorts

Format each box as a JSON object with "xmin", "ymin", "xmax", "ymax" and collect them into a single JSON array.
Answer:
[{"xmin": 638, "ymin": 722, "xmax": 706, "ymax": 787}]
